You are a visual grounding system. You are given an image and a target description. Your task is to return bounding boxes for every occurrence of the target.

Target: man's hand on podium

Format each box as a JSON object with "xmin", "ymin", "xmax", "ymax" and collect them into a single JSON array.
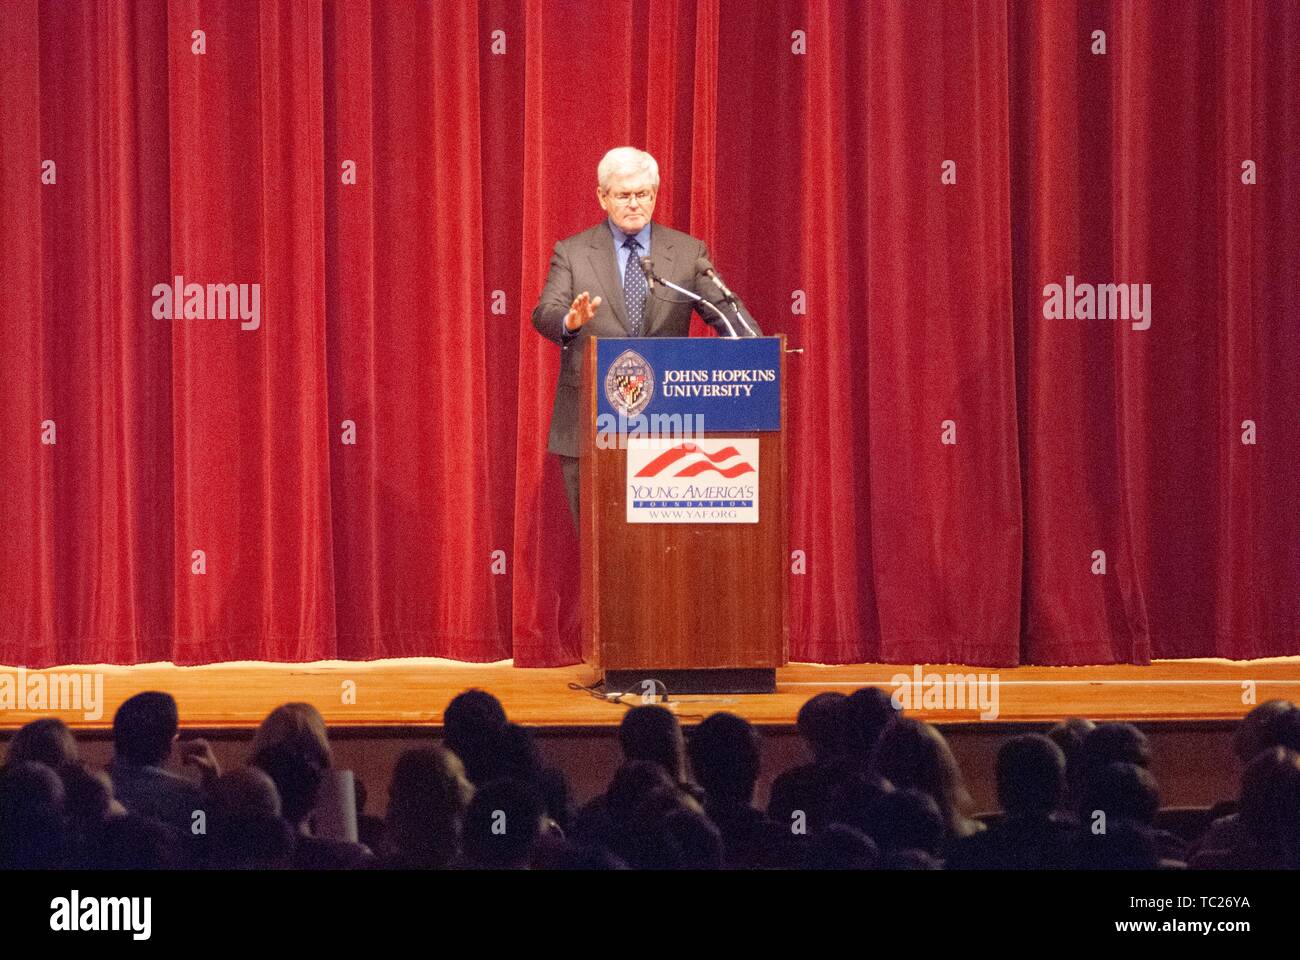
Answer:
[{"xmin": 564, "ymin": 291, "xmax": 602, "ymax": 332}]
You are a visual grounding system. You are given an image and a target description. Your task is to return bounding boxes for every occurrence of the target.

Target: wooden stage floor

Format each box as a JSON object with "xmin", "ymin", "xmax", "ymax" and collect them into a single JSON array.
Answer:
[{"xmin": 3, "ymin": 657, "xmax": 1299, "ymax": 731}]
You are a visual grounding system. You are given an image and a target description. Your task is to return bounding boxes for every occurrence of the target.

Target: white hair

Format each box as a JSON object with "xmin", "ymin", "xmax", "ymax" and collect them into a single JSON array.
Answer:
[{"xmin": 597, "ymin": 147, "xmax": 660, "ymax": 192}]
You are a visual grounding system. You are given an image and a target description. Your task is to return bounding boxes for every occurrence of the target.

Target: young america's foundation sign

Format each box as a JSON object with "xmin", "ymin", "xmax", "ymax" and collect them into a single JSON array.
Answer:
[{"xmin": 626, "ymin": 438, "xmax": 759, "ymax": 523}]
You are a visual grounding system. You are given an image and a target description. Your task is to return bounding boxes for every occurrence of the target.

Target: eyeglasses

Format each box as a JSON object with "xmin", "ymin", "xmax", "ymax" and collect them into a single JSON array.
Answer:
[{"xmin": 608, "ymin": 190, "xmax": 655, "ymax": 205}]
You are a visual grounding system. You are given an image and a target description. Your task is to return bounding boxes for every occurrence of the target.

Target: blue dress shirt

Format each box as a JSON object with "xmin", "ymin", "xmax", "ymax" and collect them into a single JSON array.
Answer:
[{"xmin": 608, "ymin": 217, "xmax": 653, "ymax": 284}]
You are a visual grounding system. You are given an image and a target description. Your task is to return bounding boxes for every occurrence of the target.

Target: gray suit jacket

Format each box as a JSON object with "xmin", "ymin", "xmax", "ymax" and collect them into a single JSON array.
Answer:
[{"xmin": 531, "ymin": 221, "xmax": 760, "ymax": 457}]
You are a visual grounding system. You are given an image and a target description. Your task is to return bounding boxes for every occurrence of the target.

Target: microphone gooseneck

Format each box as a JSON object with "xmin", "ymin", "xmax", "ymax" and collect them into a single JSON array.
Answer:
[
  {"xmin": 694, "ymin": 257, "xmax": 757, "ymax": 337},
  {"xmin": 644, "ymin": 265, "xmax": 738, "ymax": 338}
]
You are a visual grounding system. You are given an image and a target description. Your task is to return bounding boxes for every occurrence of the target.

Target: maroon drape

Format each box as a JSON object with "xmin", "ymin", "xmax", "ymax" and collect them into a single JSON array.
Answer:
[
  {"xmin": 1010, "ymin": 0, "xmax": 1300, "ymax": 663},
  {"xmin": 0, "ymin": 0, "xmax": 1295, "ymax": 669}
]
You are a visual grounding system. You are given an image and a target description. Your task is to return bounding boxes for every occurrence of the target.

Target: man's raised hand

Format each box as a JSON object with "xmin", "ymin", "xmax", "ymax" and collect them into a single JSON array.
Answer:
[{"xmin": 564, "ymin": 291, "xmax": 602, "ymax": 332}]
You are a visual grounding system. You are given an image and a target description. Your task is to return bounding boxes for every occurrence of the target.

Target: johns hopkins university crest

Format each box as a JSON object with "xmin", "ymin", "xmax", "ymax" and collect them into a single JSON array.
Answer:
[{"xmin": 604, "ymin": 349, "xmax": 654, "ymax": 417}]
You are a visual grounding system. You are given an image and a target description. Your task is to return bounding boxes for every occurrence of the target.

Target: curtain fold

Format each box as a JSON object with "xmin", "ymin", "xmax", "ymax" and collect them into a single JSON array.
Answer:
[
  {"xmin": 0, "ymin": 0, "xmax": 1295, "ymax": 669},
  {"xmin": 167, "ymin": 0, "xmax": 335, "ymax": 662},
  {"xmin": 323, "ymin": 0, "xmax": 504, "ymax": 661},
  {"xmin": 1009, "ymin": 0, "xmax": 1152, "ymax": 664},
  {"xmin": 0, "ymin": 0, "xmax": 56, "ymax": 666},
  {"xmin": 860, "ymin": 0, "xmax": 1023, "ymax": 664}
]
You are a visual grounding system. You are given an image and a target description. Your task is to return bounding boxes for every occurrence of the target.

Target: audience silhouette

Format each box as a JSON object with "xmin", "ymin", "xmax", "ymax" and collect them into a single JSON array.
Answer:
[{"xmin": 2, "ymin": 688, "xmax": 1299, "ymax": 870}]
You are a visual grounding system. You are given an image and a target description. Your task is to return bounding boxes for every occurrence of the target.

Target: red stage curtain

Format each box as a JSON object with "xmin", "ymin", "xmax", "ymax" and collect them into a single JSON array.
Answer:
[
  {"xmin": 0, "ymin": 1, "xmax": 1295, "ymax": 668},
  {"xmin": 1010, "ymin": 0, "xmax": 1300, "ymax": 663}
]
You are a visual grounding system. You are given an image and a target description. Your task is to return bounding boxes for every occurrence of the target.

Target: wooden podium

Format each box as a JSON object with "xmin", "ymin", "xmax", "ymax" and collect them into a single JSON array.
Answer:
[{"xmin": 579, "ymin": 335, "xmax": 787, "ymax": 694}]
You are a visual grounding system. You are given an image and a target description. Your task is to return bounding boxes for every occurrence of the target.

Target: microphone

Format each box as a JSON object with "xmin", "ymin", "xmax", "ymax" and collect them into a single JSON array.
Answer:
[
  {"xmin": 695, "ymin": 257, "xmax": 757, "ymax": 337},
  {"xmin": 641, "ymin": 259, "xmax": 737, "ymax": 338},
  {"xmin": 695, "ymin": 257, "xmax": 737, "ymax": 303}
]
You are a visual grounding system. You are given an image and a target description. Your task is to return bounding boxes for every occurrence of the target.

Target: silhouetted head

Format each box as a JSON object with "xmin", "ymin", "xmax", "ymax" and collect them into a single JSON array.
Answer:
[
  {"xmin": 871, "ymin": 718, "xmax": 973, "ymax": 837},
  {"xmin": 113, "ymin": 692, "xmax": 179, "ymax": 767},
  {"xmin": 250, "ymin": 702, "xmax": 332, "ymax": 770},
  {"xmin": 0, "ymin": 760, "xmax": 63, "ymax": 806},
  {"xmin": 6, "ymin": 718, "xmax": 78, "ymax": 770},
  {"xmin": 1047, "ymin": 717, "xmax": 1097, "ymax": 805},
  {"xmin": 604, "ymin": 761, "xmax": 676, "ymax": 827},
  {"xmin": 493, "ymin": 722, "xmax": 543, "ymax": 782},
  {"xmin": 1238, "ymin": 746, "xmax": 1300, "ymax": 852},
  {"xmin": 662, "ymin": 802, "xmax": 724, "ymax": 870},
  {"xmin": 1072, "ymin": 819, "xmax": 1159, "ymax": 870},
  {"xmin": 880, "ymin": 848, "xmax": 942, "ymax": 870},
  {"xmin": 1079, "ymin": 761, "xmax": 1160, "ymax": 827},
  {"xmin": 1235, "ymin": 700, "xmax": 1294, "ymax": 760},
  {"xmin": 868, "ymin": 788, "xmax": 946, "ymax": 857},
  {"xmin": 462, "ymin": 778, "xmax": 545, "ymax": 869},
  {"xmin": 807, "ymin": 824, "xmax": 879, "ymax": 870},
  {"xmin": 443, "ymin": 689, "xmax": 509, "ymax": 785},
  {"xmin": 205, "ymin": 767, "xmax": 289, "ymax": 869},
  {"xmin": 384, "ymin": 747, "xmax": 473, "ymax": 869},
  {"xmin": 58, "ymin": 762, "xmax": 115, "ymax": 825},
  {"xmin": 1237, "ymin": 701, "xmax": 1300, "ymax": 763},
  {"xmin": 211, "ymin": 766, "xmax": 282, "ymax": 822},
  {"xmin": 531, "ymin": 840, "xmax": 626, "ymax": 870},
  {"xmin": 688, "ymin": 713, "xmax": 761, "ymax": 807},
  {"xmin": 619, "ymin": 786, "xmax": 721, "ymax": 870},
  {"xmin": 619, "ymin": 705, "xmax": 685, "ymax": 781},
  {"xmin": 1280, "ymin": 757, "xmax": 1300, "ymax": 868},
  {"xmin": 1079, "ymin": 723, "xmax": 1151, "ymax": 777},
  {"xmin": 825, "ymin": 771, "xmax": 896, "ymax": 836},
  {"xmin": 85, "ymin": 813, "xmax": 181, "ymax": 870},
  {"xmin": 796, "ymin": 693, "xmax": 849, "ymax": 763},
  {"xmin": 843, "ymin": 687, "xmax": 898, "ymax": 768},
  {"xmin": 997, "ymin": 734, "xmax": 1066, "ymax": 817},
  {"xmin": 251, "ymin": 742, "xmax": 323, "ymax": 827},
  {"xmin": 0, "ymin": 761, "xmax": 67, "ymax": 869},
  {"xmin": 209, "ymin": 814, "xmax": 295, "ymax": 870}
]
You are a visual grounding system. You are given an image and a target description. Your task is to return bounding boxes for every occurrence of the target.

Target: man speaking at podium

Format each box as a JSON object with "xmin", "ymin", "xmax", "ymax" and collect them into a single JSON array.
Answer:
[{"xmin": 531, "ymin": 147, "xmax": 761, "ymax": 523}]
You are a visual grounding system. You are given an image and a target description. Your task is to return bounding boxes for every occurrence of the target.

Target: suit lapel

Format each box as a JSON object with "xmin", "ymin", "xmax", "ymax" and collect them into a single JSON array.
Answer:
[
  {"xmin": 586, "ymin": 229, "xmax": 629, "ymax": 333},
  {"xmin": 642, "ymin": 227, "xmax": 676, "ymax": 337}
]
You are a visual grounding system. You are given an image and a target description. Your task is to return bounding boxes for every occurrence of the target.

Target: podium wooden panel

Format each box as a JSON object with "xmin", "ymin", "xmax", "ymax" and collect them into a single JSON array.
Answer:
[{"xmin": 579, "ymin": 336, "xmax": 787, "ymax": 693}]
